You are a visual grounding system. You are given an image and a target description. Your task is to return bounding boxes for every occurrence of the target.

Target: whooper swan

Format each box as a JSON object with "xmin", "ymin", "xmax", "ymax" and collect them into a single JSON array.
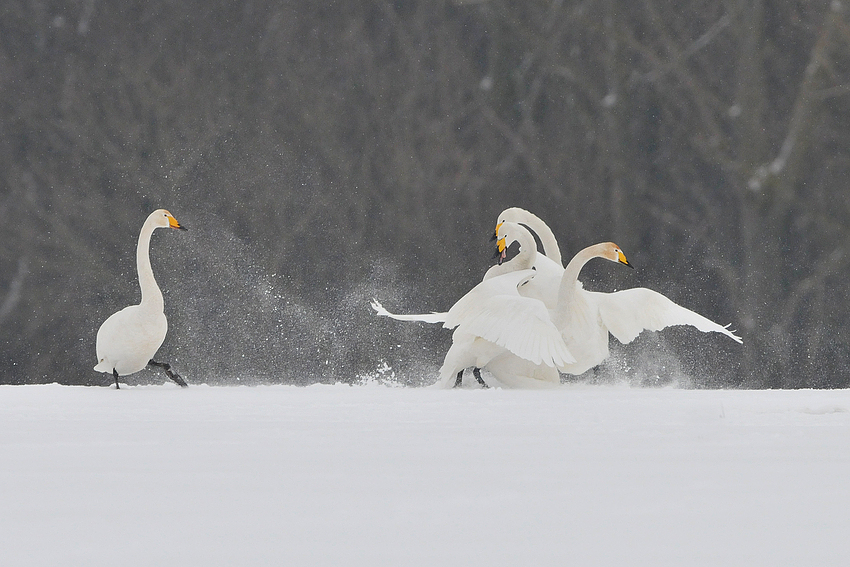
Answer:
[
  {"xmin": 372, "ymin": 207, "xmax": 567, "ymax": 387},
  {"xmin": 94, "ymin": 209, "xmax": 188, "ymax": 389},
  {"xmin": 490, "ymin": 222, "xmax": 743, "ymax": 375},
  {"xmin": 375, "ymin": 221, "xmax": 575, "ymax": 388}
]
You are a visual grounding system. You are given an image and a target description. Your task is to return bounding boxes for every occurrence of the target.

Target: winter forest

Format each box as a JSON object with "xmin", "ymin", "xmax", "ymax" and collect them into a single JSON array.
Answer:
[{"xmin": 3, "ymin": 0, "xmax": 850, "ymax": 388}]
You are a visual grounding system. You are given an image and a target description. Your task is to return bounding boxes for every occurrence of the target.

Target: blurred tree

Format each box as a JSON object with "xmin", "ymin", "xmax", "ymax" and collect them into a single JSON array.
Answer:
[{"xmin": 1, "ymin": 0, "xmax": 849, "ymax": 386}]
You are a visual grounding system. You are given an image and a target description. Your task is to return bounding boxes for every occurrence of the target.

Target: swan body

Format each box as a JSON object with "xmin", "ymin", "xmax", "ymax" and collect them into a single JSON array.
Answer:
[
  {"xmin": 94, "ymin": 305, "xmax": 168, "ymax": 376},
  {"xmin": 374, "ymin": 216, "xmax": 575, "ymax": 388},
  {"xmin": 439, "ymin": 268, "xmax": 575, "ymax": 368},
  {"xmin": 94, "ymin": 209, "xmax": 187, "ymax": 386},
  {"xmin": 548, "ymin": 239, "xmax": 742, "ymax": 374},
  {"xmin": 436, "ymin": 329, "xmax": 561, "ymax": 389},
  {"xmin": 483, "ymin": 224, "xmax": 743, "ymax": 375},
  {"xmin": 374, "ymin": 289, "xmax": 564, "ymax": 388},
  {"xmin": 373, "ymin": 207, "xmax": 569, "ymax": 388}
]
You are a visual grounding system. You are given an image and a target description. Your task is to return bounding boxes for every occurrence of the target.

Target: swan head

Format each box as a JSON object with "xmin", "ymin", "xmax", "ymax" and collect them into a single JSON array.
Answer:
[
  {"xmin": 494, "ymin": 229, "xmax": 507, "ymax": 264},
  {"xmin": 494, "ymin": 221, "xmax": 533, "ymax": 266},
  {"xmin": 492, "ymin": 221, "xmax": 504, "ymax": 243},
  {"xmin": 495, "ymin": 207, "xmax": 533, "ymax": 229},
  {"xmin": 150, "ymin": 209, "xmax": 188, "ymax": 231},
  {"xmin": 492, "ymin": 210, "xmax": 529, "ymax": 242},
  {"xmin": 493, "ymin": 220, "xmax": 532, "ymax": 265},
  {"xmin": 601, "ymin": 242, "xmax": 632, "ymax": 268}
]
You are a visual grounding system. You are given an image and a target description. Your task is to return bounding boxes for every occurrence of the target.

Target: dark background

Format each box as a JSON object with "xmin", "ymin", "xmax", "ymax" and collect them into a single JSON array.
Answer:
[{"xmin": 2, "ymin": 0, "xmax": 850, "ymax": 387}]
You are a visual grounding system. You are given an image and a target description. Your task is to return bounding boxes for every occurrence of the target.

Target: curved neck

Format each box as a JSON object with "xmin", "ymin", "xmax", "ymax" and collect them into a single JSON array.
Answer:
[
  {"xmin": 519, "ymin": 216, "xmax": 562, "ymax": 266},
  {"xmin": 559, "ymin": 243, "xmax": 608, "ymax": 301},
  {"xmin": 484, "ymin": 225, "xmax": 538, "ymax": 280},
  {"xmin": 137, "ymin": 220, "xmax": 163, "ymax": 311}
]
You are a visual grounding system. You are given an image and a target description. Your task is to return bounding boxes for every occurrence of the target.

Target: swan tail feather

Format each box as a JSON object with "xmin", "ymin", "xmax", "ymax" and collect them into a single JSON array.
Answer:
[{"xmin": 370, "ymin": 299, "xmax": 447, "ymax": 324}]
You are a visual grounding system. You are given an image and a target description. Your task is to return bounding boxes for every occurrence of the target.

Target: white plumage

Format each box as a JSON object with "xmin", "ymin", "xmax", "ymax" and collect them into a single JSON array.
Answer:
[
  {"xmin": 494, "ymin": 222, "xmax": 742, "ymax": 376},
  {"xmin": 374, "ymin": 209, "xmax": 742, "ymax": 387},
  {"xmin": 374, "ymin": 209, "xmax": 575, "ymax": 388},
  {"xmin": 94, "ymin": 209, "xmax": 187, "ymax": 388}
]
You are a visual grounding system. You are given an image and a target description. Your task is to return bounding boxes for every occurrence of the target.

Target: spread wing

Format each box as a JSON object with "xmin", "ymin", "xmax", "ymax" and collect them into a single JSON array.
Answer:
[
  {"xmin": 589, "ymin": 287, "xmax": 743, "ymax": 345},
  {"xmin": 444, "ymin": 270, "xmax": 575, "ymax": 366}
]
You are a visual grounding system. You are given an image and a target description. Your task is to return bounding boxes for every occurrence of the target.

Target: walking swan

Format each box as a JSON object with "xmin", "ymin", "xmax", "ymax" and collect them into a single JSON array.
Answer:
[{"xmin": 94, "ymin": 209, "xmax": 188, "ymax": 388}]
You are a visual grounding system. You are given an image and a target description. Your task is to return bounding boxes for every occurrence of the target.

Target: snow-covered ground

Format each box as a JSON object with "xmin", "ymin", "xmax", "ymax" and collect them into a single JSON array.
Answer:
[{"xmin": 2, "ymin": 383, "xmax": 849, "ymax": 566}]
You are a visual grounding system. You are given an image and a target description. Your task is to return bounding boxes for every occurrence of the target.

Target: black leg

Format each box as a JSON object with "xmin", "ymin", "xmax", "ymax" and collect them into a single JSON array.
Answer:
[
  {"xmin": 472, "ymin": 367, "xmax": 489, "ymax": 388},
  {"xmin": 454, "ymin": 370, "xmax": 464, "ymax": 388},
  {"xmin": 149, "ymin": 360, "xmax": 188, "ymax": 388},
  {"xmin": 112, "ymin": 368, "xmax": 120, "ymax": 389}
]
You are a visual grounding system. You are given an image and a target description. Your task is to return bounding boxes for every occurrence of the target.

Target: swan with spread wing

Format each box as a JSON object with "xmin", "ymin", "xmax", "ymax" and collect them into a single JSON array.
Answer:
[
  {"xmin": 373, "ymin": 212, "xmax": 742, "ymax": 386},
  {"xmin": 372, "ymin": 208, "xmax": 572, "ymax": 387}
]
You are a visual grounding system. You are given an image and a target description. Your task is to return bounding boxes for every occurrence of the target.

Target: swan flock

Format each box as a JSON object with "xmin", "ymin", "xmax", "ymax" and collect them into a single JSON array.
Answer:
[
  {"xmin": 95, "ymin": 207, "xmax": 740, "ymax": 389},
  {"xmin": 373, "ymin": 207, "xmax": 742, "ymax": 388}
]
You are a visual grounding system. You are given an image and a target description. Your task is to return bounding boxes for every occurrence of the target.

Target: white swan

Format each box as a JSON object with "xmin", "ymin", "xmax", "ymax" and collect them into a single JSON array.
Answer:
[
  {"xmin": 94, "ymin": 209, "xmax": 188, "ymax": 389},
  {"xmin": 493, "ymin": 221, "xmax": 743, "ymax": 375},
  {"xmin": 374, "ymin": 220, "xmax": 575, "ymax": 388},
  {"xmin": 372, "ymin": 207, "xmax": 566, "ymax": 387}
]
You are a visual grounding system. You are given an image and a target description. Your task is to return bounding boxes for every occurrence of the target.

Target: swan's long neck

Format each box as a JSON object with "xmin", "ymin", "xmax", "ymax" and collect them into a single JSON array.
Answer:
[
  {"xmin": 557, "ymin": 243, "xmax": 607, "ymax": 307},
  {"xmin": 137, "ymin": 220, "xmax": 164, "ymax": 311},
  {"xmin": 520, "ymin": 217, "xmax": 562, "ymax": 267}
]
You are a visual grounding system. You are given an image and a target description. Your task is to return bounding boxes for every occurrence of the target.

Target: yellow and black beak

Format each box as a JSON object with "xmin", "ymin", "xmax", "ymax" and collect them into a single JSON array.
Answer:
[
  {"xmin": 169, "ymin": 216, "xmax": 188, "ymax": 231},
  {"xmin": 491, "ymin": 221, "xmax": 504, "ymax": 242},
  {"xmin": 495, "ymin": 236, "xmax": 508, "ymax": 265},
  {"xmin": 618, "ymin": 249, "xmax": 633, "ymax": 269}
]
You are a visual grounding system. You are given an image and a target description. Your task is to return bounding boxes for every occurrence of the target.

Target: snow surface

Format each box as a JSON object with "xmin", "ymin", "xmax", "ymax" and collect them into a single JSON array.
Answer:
[{"xmin": 2, "ymin": 383, "xmax": 849, "ymax": 566}]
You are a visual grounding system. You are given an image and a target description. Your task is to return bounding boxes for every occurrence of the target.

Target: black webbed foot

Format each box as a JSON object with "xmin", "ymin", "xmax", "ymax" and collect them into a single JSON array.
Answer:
[
  {"xmin": 454, "ymin": 370, "xmax": 464, "ymax": 388},
  {"xmin": 472, "ymin": 367, "xmax": 489, "ymax": 388},
  {"xmin": 149, "ymin": 360, "xmax": 189, "ymax": 388}
]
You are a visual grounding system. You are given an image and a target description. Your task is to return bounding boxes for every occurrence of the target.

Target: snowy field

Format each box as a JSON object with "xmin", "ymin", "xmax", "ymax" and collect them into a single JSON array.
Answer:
[{"xmin": 2, "ymin": 383, "xmax": 849, "ymax": 567}]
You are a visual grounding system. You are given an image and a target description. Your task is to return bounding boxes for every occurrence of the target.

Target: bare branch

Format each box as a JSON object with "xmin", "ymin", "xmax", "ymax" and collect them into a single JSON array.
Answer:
[
  {"xmin": 748, "ymin": 7, "xmax": 840, "ymax": 193},
  {"xmin": 0, "ymin": 257, "xmax": 28, "ymax": 324}
]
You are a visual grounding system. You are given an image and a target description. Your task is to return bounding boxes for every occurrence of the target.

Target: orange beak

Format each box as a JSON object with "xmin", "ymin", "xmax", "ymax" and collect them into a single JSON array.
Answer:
[{"xmin": 166, "ymin": 212, "xmax": 187, "ymax": 231}]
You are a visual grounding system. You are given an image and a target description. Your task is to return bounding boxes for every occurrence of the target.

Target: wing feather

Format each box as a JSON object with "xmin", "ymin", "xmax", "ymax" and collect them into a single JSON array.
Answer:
[
  {"xmin": 589, "ymin": 288, "xmax": 743, "ymax": 344},
  {"xmin": 443, "ymin": 270, "xmax": 575, "ymax": 366}
]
